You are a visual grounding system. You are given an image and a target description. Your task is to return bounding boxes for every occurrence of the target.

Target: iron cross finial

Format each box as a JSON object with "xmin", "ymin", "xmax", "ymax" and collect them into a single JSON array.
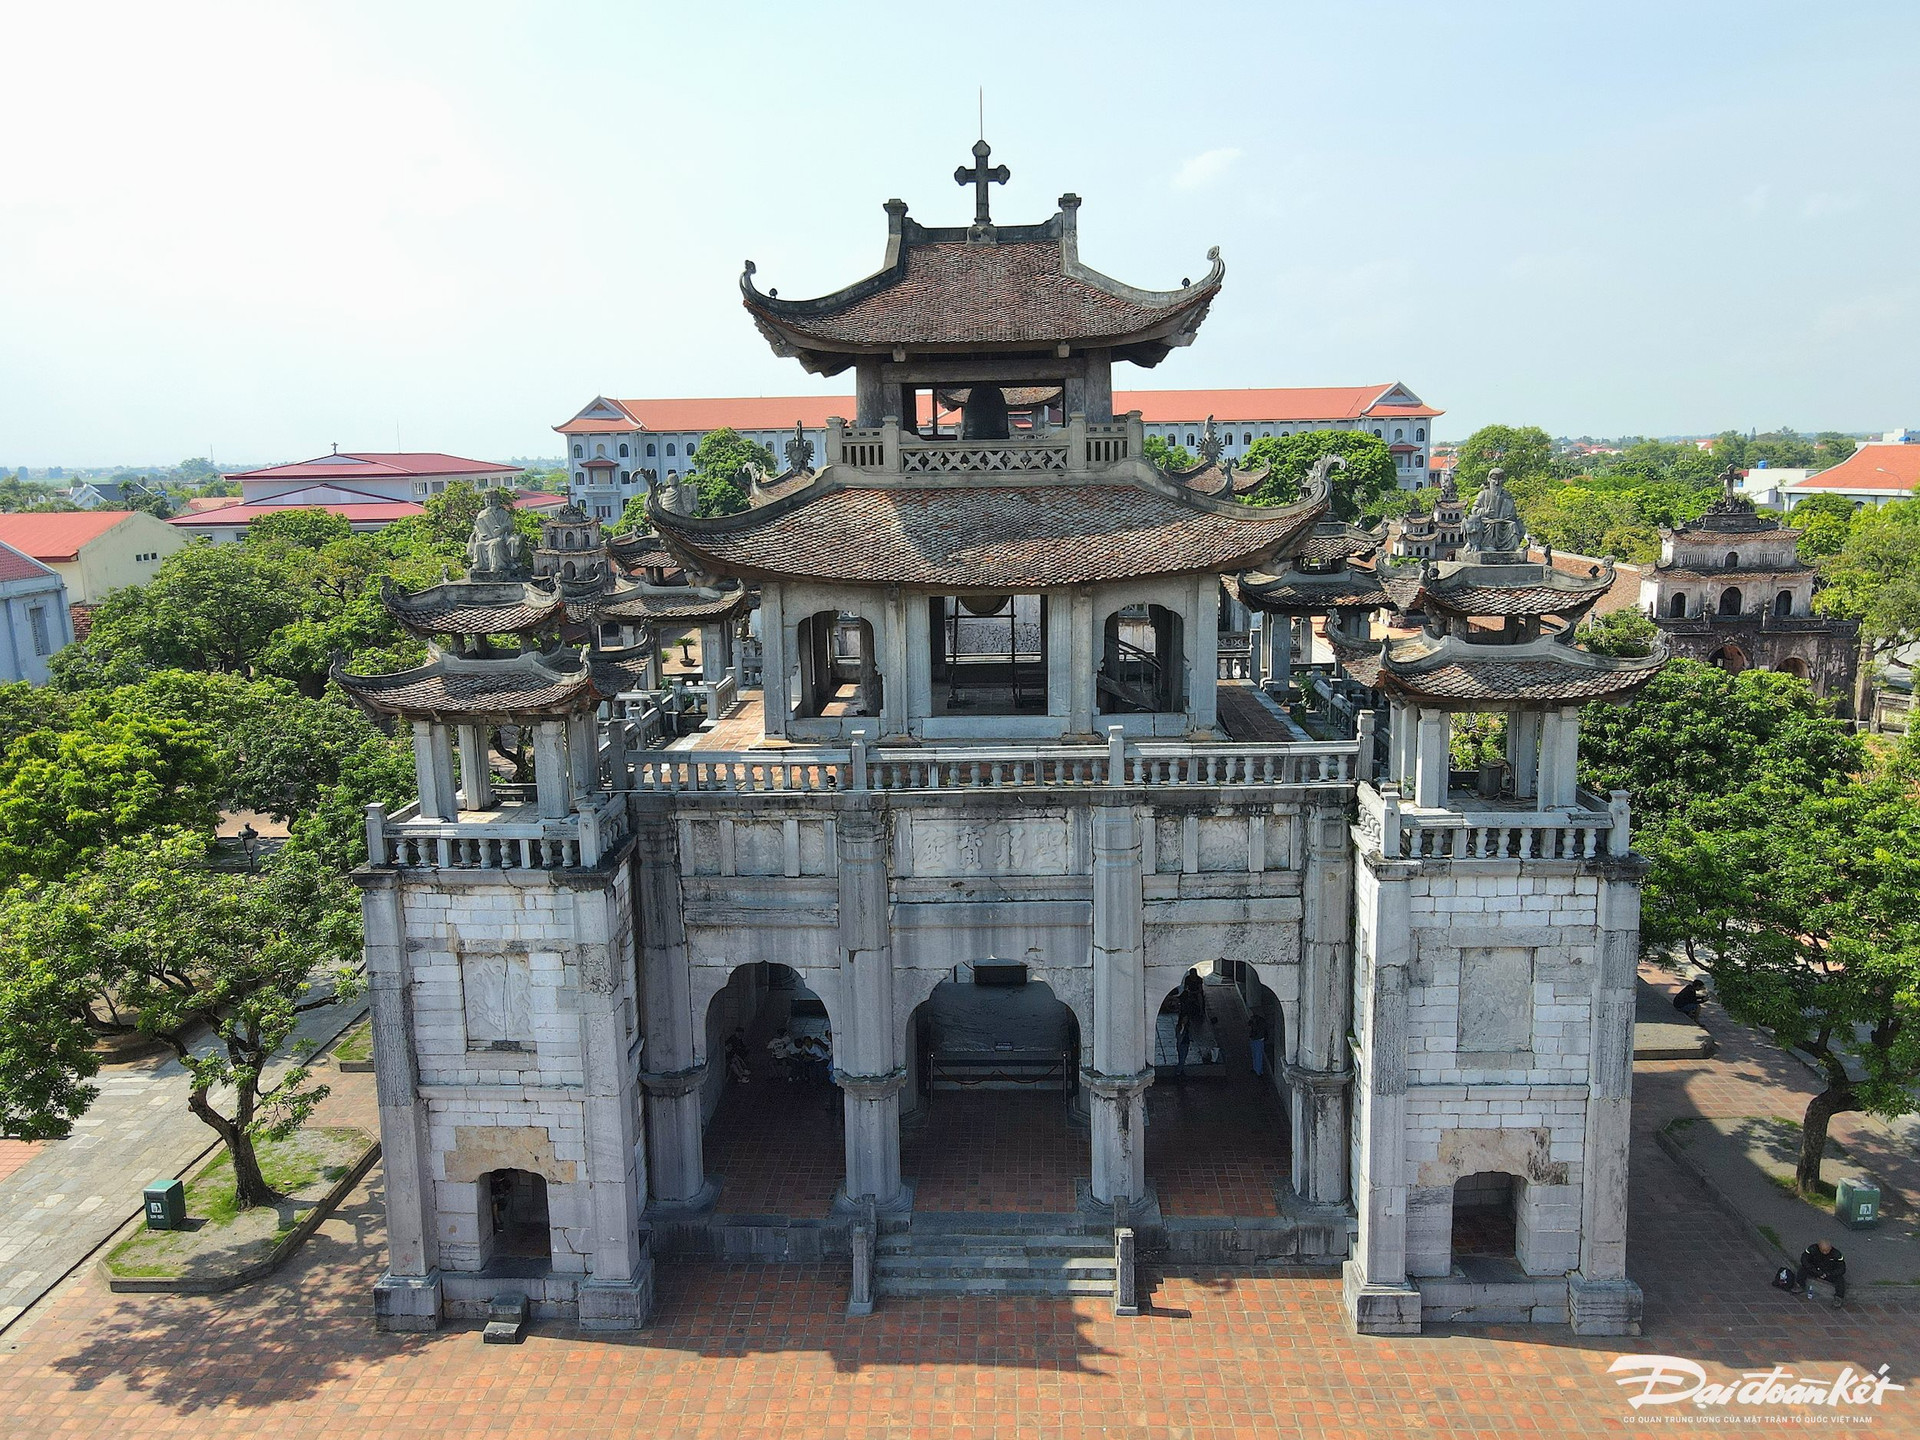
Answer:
[{"xmin": 955, "ymin": 139, "xmax": 1010, "ymax": 226}]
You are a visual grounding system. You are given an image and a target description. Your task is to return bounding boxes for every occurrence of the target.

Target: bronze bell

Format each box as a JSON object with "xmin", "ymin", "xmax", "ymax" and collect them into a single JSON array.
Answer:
[{"xmin": 959, "ymin": 383, "xmax": 1010, "ymax": 441}]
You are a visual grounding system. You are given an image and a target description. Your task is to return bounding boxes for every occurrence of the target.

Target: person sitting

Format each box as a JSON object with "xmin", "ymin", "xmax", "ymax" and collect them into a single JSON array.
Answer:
[
  {"xmin": 724, "ymin": 1027, "xmax": 752, "ymax": 1086},
  {"xmin": 766, "ymin": 1027, "xmax": 796, "ymax": 1082},
  {"xmin": 1672, "ymin": 978, "xmax": 1709, "ymax": 1023},
  {"xmin": 1797, "ymin": 1238, "xmax": 1847, "ymax": 1307}
]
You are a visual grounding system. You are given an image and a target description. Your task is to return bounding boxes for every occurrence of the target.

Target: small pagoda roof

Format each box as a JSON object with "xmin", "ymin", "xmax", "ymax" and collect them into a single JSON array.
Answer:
[
  {"xmin": 587, "ymin": 641, "xmax": 655, "ymax": 696},
  {"xmin": 1232, "ymin": 563, "xmax": 1388, "ymax": 612},
  {"xmin": 741, "ymin": 198, "xmax": 1223, "ymax": 374},
  {"xmin": 608, "ymin": 531, "xmax": 680, "ymax": 569},
  {"xmin": 332, "ymin": 644, "xmax": 604, "ymax": 721},
  {"xmin": 380, "ymin": 575, "xmax": 567, "ymax": 638},
  {"xmin": 1294, "ymin": 518, "xmax": 1384, "ymax": 565},
  {"xmin": 597, "ymin": 577, "xmax": 752, "ymax": 623},
  {"xmin": 1651, "ymin": 558, "xmax": 1813, "ymax": 581},
  {"xmin": 1170, "ymin": 457, "xmax": 1272, "ymax": 498},
  {"xmin": 647, "ymin": 472, "xmax": 1326, "ymax": 589},
  {"xmin": 1397, "ymin": 555, "xmax": 1619, "ymax": 621},
  {"xmin": 1342, "ymin": 631, "xmax": 1667, "ymax": 709}
]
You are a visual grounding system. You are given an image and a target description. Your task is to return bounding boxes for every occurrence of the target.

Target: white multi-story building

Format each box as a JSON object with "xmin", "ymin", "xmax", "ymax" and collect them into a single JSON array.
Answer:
[{"xmin": 556, "ymin": 384, "xmax": 1442, "ymax": 520}]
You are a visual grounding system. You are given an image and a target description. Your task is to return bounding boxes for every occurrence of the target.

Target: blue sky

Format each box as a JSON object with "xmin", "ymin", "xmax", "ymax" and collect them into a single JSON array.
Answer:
[{"xmin": 1, "ymin": 1, "xmax": 1914, "ymax": 467}]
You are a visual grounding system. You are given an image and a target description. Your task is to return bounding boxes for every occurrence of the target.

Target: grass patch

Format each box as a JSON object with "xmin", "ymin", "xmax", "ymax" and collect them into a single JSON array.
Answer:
[
  {"xmin": 105, "ymin": 1126, "xmax": 371, "ymax": 1281},
  {"xmin": 332, "ymin": 1018, "xmax": 373, "ymax": 1066},
  {"xmin": 1757, "ymin": 1224, "xmax": 1783, "ymax": 1250}
]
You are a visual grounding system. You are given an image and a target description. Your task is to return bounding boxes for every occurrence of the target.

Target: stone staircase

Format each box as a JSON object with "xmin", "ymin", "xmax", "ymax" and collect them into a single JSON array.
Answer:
[{"xmin": 875, "ymin": 1214, "xmax": 1117, "ymax": 1299}]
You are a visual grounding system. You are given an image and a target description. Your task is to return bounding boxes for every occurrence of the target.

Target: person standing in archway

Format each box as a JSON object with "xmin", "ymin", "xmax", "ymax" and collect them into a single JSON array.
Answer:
[{"xmin": 1247, "ymin": 1008, "xmax": 1271, "ymax": 1079}]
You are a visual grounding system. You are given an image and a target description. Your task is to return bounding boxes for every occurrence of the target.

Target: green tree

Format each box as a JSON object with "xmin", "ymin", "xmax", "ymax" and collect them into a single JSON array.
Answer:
[
  {"xmin": 1787, "ymin": 492, "xmax": 1856, "ymax": 562},
  {"xmin": 247, "ymin": 507, "xmax": 354, "ymax": 551},
  {"xmin": 0, "ymin": 714, "xmax": 223, "ymax": 882},
  {"xmin": 1240, "ymin": 430, "xmax": 1399, "ymax": 521},
  {"xmin": 0, "ymin": 834, "xmax": 363, "ymax": 1205},
  {"xmin": 281, "ymin": 731, "xmax": 419, "ymax": 872},
  {"xmin": 1455, "ymin": 424, "xmax": 1554, "ymax": 490},
  {"xmin": 687, "ymin": 429, "xmax": 775, "ymax": 517},
  {"xmin": 1143, "ymin": 434, "xmax": 1196, "ymax": 472},
  {"xmin": 1815, "ymin": 498, "xmax": 1920, "ymax": 672},
  {"xmin": 1580, "ymin": 606, "xmax": 1659, "ymax": 657},
  {"xmin": 609, "ymin": 494, "xmax": 652, "ymax": 537}
]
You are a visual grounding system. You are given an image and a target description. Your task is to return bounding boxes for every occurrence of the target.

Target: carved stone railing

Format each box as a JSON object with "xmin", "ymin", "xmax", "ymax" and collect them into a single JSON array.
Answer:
[
  {"xmin": 619, "ymin": 730, "xmax": 1358, "ymax": 797},
  {"xmin": 827, "ymin": 411, "xmax": 1145, "ymax": 476},
  {"xmin": 367, "ymin": 792, "xmax": 632, "ymax": 871},
  {"xmin": 1356, "ymin": 782, "xmax": 1629, "ymax": 861},
  {"xmin": 1086, "ymin": 419, "xmax": 1132, "ymax": 466}
]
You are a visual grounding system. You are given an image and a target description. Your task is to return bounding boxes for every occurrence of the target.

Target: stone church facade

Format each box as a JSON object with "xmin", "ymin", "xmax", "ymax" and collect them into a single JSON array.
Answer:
[{"xmin": 343, "ymin": 148, "xmax": 1660, "ymax": 1338}]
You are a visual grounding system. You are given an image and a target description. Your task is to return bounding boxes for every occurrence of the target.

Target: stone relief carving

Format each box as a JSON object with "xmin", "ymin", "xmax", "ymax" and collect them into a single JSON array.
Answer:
[{"xmin": 910, "ymin": 817, "xmax": 1070, "ymax": 877}]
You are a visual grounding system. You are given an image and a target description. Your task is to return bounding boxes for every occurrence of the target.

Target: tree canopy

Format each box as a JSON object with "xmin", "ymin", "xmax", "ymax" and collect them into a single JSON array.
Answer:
[
  {"xmin": 1240, "ymin": 429, "xmax": 1399, "ymax": 521},
  {"xmin": 1455, "ymin": 424, "xmax": 1554, "ymax": 490},
  {"xmin": 1815, "ymin": 497, "xmax": 1920, "ymax": 661},
  {"xmin": 688, "ymin": 429, "xmax": 775, "ymax": 517}
]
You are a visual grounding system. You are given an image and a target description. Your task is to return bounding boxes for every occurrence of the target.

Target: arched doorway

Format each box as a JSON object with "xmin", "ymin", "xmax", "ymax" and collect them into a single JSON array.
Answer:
[
  {"xmin": 481, "ymin": 1168, "xmax": 551, "ymax": 1274},
  {"xmin": 1774, "ymin": 590, "xmax": 1793, "ymax": 618},
  {"xmin": 1099, "ymin": 603, "xmax": 1186, "ymax": 715},
  {"xmin": 1708, "ymin": 643, "xmax": 1749, "ymax": 673},
  {"xmin": 1450, "ymin": 1171, "xmax": 1520, "ymax": 1264},
  {"xmin": 1145, "ymin": 961, "xmax": 1292, "ymax": 1216},
  {"xmin": 1667, "ymin": 592, "xmax": 1688, "ymax": 618},
  {"xmin": 1718, "ymin": 587, "xmax": 1743, "ymax": 616},
  {"xmin": 699, "ymin": 962, "xmax": 843, "ymax": 1217},
  {"xmin": 1775, "ymin": 656, "xmax": 1810, "ymax": 680},
  {"xmin": 900, "ymin": 967, "xmax": 1086, "ymax": 1212}
]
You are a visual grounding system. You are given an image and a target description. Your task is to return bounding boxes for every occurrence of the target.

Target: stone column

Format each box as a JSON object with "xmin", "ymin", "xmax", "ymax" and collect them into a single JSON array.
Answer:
[
  {"xmin": 1270, "ymin": 613, "xmax": 1292, "ymax": 697},
  {"xmin": 1067, "ymin": 588, "xmax": 1097, "ymax": 736},
  {"xmin": 1343, "ymin": 858, "xmax": 1421, "ymax": 1334},
  {"xmin": 634, "ymin": 810, "xmax": 714, "ymax": 1212},
  {"xmin": 701, "ymin": 622, "xmax": 725, "ymax": 682},
  {"xmin": 455, "ymin": 725, "xmax": 494, "ymax": 811},
  {"xmin": 1386, "ymin": 699, "xmax": 1412, "ymax": 788},
  {"xmin": 1190, "ymin": 576, "xmax": 1219, "ymax": 734},
  {"xmin": 1535, "ymin": 706, "xmax": 1580, "ymax": 807},
  {"xmin": 532, "ymin": 720, "xmax": 570, "ymax": 820},
  {"xmin": 567, "ymin": 709, "xmax": 598, "ymax": 801},
  {"xmin": 412, "ymin": 720, "xmax": 457, "ymax": 821},
  {"xmin": 1507, "ymin": 708, "xmax": 1541, "ymax": 801},
  {"xmin": 571, "ymin": 880, "xmax": 653, "ymax": 1329},
  {"xmin": 362, "ymin": 874, "xmax": 443, "ymax": 1332},
  {"xmin": 1571, "ymin": 871, "xmax": 1646, "ymax": 1336},
  {"xmin": 835, "ymin": 805, "xmax": 906, "ymax": 1210},
  {"xmin": 760, "ymin": 585, "xmax": 789, "ymax": 737},
  {"xmin": 1088, "ymin": 803, "xmax": 1151, "ymax": 1204},
  {"xmin": 879, "ymin": 585, "xmax": 910, "ymax": 739},
  {"xmin": 1289, "ymin": 799, "xmax": 1352, "ymax": 1204},
  {"xmin": 1247, "ymin": 611, "xmax": 1265, "ymax": 688},
  {"xmin": 1413, "ymin": 707, "xmax": 1449, "ymax": 808}
]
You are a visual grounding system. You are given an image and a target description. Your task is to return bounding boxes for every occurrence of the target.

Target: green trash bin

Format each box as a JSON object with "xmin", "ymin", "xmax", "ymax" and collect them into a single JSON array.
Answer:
[
  {"xmin": 1835, "ymin": 1177, "xmax": 1880, "ymax": 1230},
  {"xmin": 143, "ymin": 1178, "xmax": 185, "ymax": 1231}
]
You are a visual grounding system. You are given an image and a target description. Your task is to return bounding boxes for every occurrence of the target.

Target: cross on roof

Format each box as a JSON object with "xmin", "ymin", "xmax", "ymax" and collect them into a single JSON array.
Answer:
[{"xmin": 955, "ymin": 139, "xmax": 1009, "ymax": 226}]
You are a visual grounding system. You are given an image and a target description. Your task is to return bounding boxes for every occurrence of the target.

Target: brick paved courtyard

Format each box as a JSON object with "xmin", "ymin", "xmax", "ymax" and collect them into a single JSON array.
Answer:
[{"xmin": 3, "ymin": 987, "xmax": 1918, "ymax": 1438}]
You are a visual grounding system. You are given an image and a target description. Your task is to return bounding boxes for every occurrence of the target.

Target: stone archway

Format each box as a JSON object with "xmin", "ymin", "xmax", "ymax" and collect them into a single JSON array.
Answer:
[
  {"xmin": 1708, "ymin": 643, "xmax": 1749, "ymax": 673},
  {"xmin": 1775, "ymin": 656, "xmax": 1810, "ymax": 681}
]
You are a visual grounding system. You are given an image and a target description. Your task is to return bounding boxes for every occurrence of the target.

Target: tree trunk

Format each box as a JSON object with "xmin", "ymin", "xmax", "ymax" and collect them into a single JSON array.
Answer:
[
  {"xmin": 1797, "ymin": 1084, "xmax": 1858, "ymax": 1192},
  {"xmin": 186, "ymin": 1085, "xmax": 280, "ymax": 1209}
]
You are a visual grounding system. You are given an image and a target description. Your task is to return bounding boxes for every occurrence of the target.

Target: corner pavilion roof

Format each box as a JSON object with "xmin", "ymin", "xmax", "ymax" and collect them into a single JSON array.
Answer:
[
  {"xmin": 1394, "ymin": 555, "xmax": 1619, "ymax": 622},
  {"xmin": 379, "ymin": 576, "xmax": 567, "ymax": 638},
  {"xmin": 333, "ymin": 645, "xmax": 605, "ymax": 722},
  {"xmin": 1339, "ymin": 631, "xmax": 1667, "ymax": 710},
  {"xmin": 1232, "ymin": 564, "xmax": 1388, "ymax": 612},
  {"xmin": 647, "ymin": 473, "xmax": 1326, "ymax": 589},
  {"xmin": 741, "ymin": 197, "xmax": 1222, "ymax": 373},
  {"xmin": 596, "ymin": 578, "xmax": 753, "ymax": 624}
]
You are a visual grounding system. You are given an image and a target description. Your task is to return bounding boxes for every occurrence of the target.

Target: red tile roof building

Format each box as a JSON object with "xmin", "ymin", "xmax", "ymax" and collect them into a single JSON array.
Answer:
[
  {"xmin": 0, "ymin": 510, "xmax": 186, "ymax": 603},
  {"xmin": 1782, "ymin": 442, "xmax": 1920, "ymax": 508},
  {"xmin": 225, "ymin": 451, "xmax": 522, "ymax": 506}
]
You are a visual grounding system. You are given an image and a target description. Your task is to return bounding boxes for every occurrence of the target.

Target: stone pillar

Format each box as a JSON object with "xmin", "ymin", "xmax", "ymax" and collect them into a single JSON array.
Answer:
[
  {"xmin": 567, "ymin": 709, "xmax": 598, "ymax": 801},
  {"xmin": 454, "ymin": 724, "xmax": 493, "ymax": 811},
  {"xmin": 532, "ymin": 720, "xmax": 570, "ymax": 820},
  {"xmin": 1413, "ymin": 707, "xmax": 1449, "ymax": 808},
  {"xmin": 1083, "ymin": 347, "xmax": 1114, "ymax": 422},
  {"xmin": 362, "ymin": 875, "xmax": 443, "ymax": 1332},
  {"xmin": 1571, "ymin": 871, "xmax": 1646, "ymax": 1336},
  {"xmin": 701, "ymin": 622, "xmax": 725, "ymax": 682},
  {"xmin": 1068, "ymin": 588, "xmax": 1097, "ymax": 736},
  {"xmin": 1290, "ymin": 800, "xmax": 1352, "ymax": 1204},
  {"xmin": 1386, "ymin": 699, "xmax": 1412, "ymax": 788},
  {"xmin": 836, "ymin": 805, "xmax": 906, "ymax": 1210},
  {"xmin": 1271, "ymin": 613, "xmax": 1292, "ymax": 697},
  {"xmin": 1190, "ymin": 576, "xmax": 1219, "ymax": 734},
  {"xmin": 761, "ymin": 585, "xmax": 789, "ymax": 736},
  {"xmin": 634, "ymin": 811, "xmax": 714, "ymax": 1212},
  {"xmin": 571, "ymin": 880, "xmax": 653, "ymax": 1329},
  {"xmin": 1247, "ymin": 612, "xmax": 1265, "ymax": 688},
  {"xmin": 1535, "ymin": 706, "xmax": 1580, "ymax": 807},
  {"xmin": 1343, "ymin": 858, "xmax": 1421, "ymax": 1333},
  {"xmin": 411, "ymin": 720, "xmax": 457, "ymax": 821},
  {"xmin": 879, "ymin": 585, "xmax": 910, "ymax": 740},
  {"xmin": 1507, "ymin": 708, "xmax": 1541, "ymax": 801},
  {"xmin": 854, "ymin": 358, "xmax": 886, "ymax": 427},
  {"xmin": 1088, "ymin": 804, "xmax": 1151, "ymax": 1204}
]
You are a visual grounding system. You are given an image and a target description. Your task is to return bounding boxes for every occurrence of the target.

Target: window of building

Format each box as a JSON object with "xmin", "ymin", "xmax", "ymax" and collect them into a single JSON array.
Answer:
[
  {"xmin": 27, "ymin": 606, "xmax": 50, "ymax": 656},
  {"xmin": 1242, "ymin": 432, "xmax": 1252, "ymax": 445},
  {"xmin": 1394, "ymin": 428, "xmax": 1404, "ymax": 440},
  {"xmin": 1416, "ymin": 427, "xmax": 1425, "ymax": 440},
  {"xmin": 646, "ymin": 442, "xmax": 657, "ymax": 457},
  {"xmin": 1719, "ymin": 587, "xmax": 1743, "ymax": 616},
  {"xmin": 1372, "ymin": 427, "xmax": 1383, "ymax": 437},
  {"xmin": 1669, "ymin": 592, "xmax": 1687, "ymax": 618},
  {"xmin": 1186, "ymin": 434, "xmax": 1196, "ymax": 447},
  {"xmin": 620, "ymin": 470, "xmax": 630, "ymax": 484},
  {"xmin": 618, "ymin": 442, "xmax": 629, "ymax": 457},
  {"xmin": 929, "ymin": 595, "xmax": 1046, "ymax": 717},
  {"xmin": 666, "ymin": 443, "xmax": 677, "ymax": 456},
  {"xmin": 595, "ymin": 505, "xmax": 612, "ymax": 519},
  {"xmin": 1098, "ymin": 602, "xmax": 1185, "ymax": 715},
  {"xmin": 571, "ymin": 444, "xmax": 582, "ymax": 459},
  {"xmin": 1725, "ymin": 551, "xmax": 1739, "ymax": 568},
  {"xmin": 575, "ymin": 472, "xmax": 585, "ymax": 485},
  {"xmin": 1774, "ymin": 590, "xmax": 1793, "ymax": 617}
]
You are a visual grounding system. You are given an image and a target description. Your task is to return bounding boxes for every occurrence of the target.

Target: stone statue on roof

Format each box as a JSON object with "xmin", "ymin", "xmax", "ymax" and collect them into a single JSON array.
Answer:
[
  {"xmin": 466, "ymin": 491, "xmax": 527, "ymax": 579},
  {"xmin": 1463, "ymin": 467, "xmax": 1523, "ymax": 554},
  {"xmin": 1198, "ymin": 415, "xmax": 1224, "ymax": 465}
]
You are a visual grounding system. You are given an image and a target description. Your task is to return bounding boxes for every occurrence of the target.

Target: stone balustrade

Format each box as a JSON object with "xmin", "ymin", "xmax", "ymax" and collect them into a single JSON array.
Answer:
[
  {"xmin": 366, "ymin": 791, "xmax": 632, "ymax": 872},
  {"xmin": 1355, "ymin": 781, "xmax": 1630, "ymax": 862},
  {"xmin": 617, "ymin": 732, "xmax": 1358, "ymax": 797},
  {"xmin": 828, "ymin": 411, "xmax": 1145, "ymax": 476}
]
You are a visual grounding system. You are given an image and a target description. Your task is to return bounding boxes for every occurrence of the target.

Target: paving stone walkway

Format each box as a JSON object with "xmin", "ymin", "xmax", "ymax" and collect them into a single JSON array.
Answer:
[{"xmin": 0, "ymin": 998, "xmax": 367, "ymax": 1333}]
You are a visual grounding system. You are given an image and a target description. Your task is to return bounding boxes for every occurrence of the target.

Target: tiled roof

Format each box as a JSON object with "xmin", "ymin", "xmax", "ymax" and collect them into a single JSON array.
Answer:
[
  {"xmin": 1407, "ymin": 557, "xmax": 1619, "ymax": 620},
  {"xmin": 608, "ymin": 532, "xmax": 679, "ymax": 568},
  {"xmin": 1295, "ymin": 520, "xmax": 1383, "ymax": 565},
  {"xmin": 1117, "ymin": 385, "xmax": 1441, "ymax": 423},
  {"xmin": 1234, "ymin": 565, "xmax": 1388, "ymax": 611},
  {"xmin": 1532, "ymin": 550, "xmax": 1644, "ymax": 616},
  {"xmin": 1361, "ymin": 632, "xmax": 1666, "ymax": 706},
  {"xmin": 1172, "ymin": 459, "xmax": 1271, "ymax": 498},
  {"xmin": 742, "ymin": 208, "xmax": 1222, "ymax": 365},
  {"xmin": 1785, "ymin": 443, "xmax": 1920, "ymax": 495},
  {"xmin": 0, "ymin": 510, "xmax": 142, "ymax": 563},
  {"xmin": 0, "ymin": 539, "xmax": 58, "ymax": 584},
  {"xmin": 380, "ymin": 577, "xmax": 567, "ymax": 637},
  {"xmin": 598, "ymin": 581, "xmax": 750, "ymax": 623},
  {"xmin": 225, "ymin": 452, "xmax": 521, "ymax": 482},
  {"xmin": 649, "ymin": 477, "xmax": 1325, "ymax": 588},
  {"xmin": 332, "ymin": 646, "xmax": 602, "ymax": 720},
  {"xmin": 171, "ymin": 500, "xmax": 425, "ymax": 528},
  {"xmin": 589, "ymin": 643, "xmax": 655, "ymax": 695}
]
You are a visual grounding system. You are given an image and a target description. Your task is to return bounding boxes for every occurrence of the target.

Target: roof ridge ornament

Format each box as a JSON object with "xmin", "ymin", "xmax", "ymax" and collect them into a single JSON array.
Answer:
[{"xmin": 955, "ymin": 139, "xmax": 1010, "ymax": 242}]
